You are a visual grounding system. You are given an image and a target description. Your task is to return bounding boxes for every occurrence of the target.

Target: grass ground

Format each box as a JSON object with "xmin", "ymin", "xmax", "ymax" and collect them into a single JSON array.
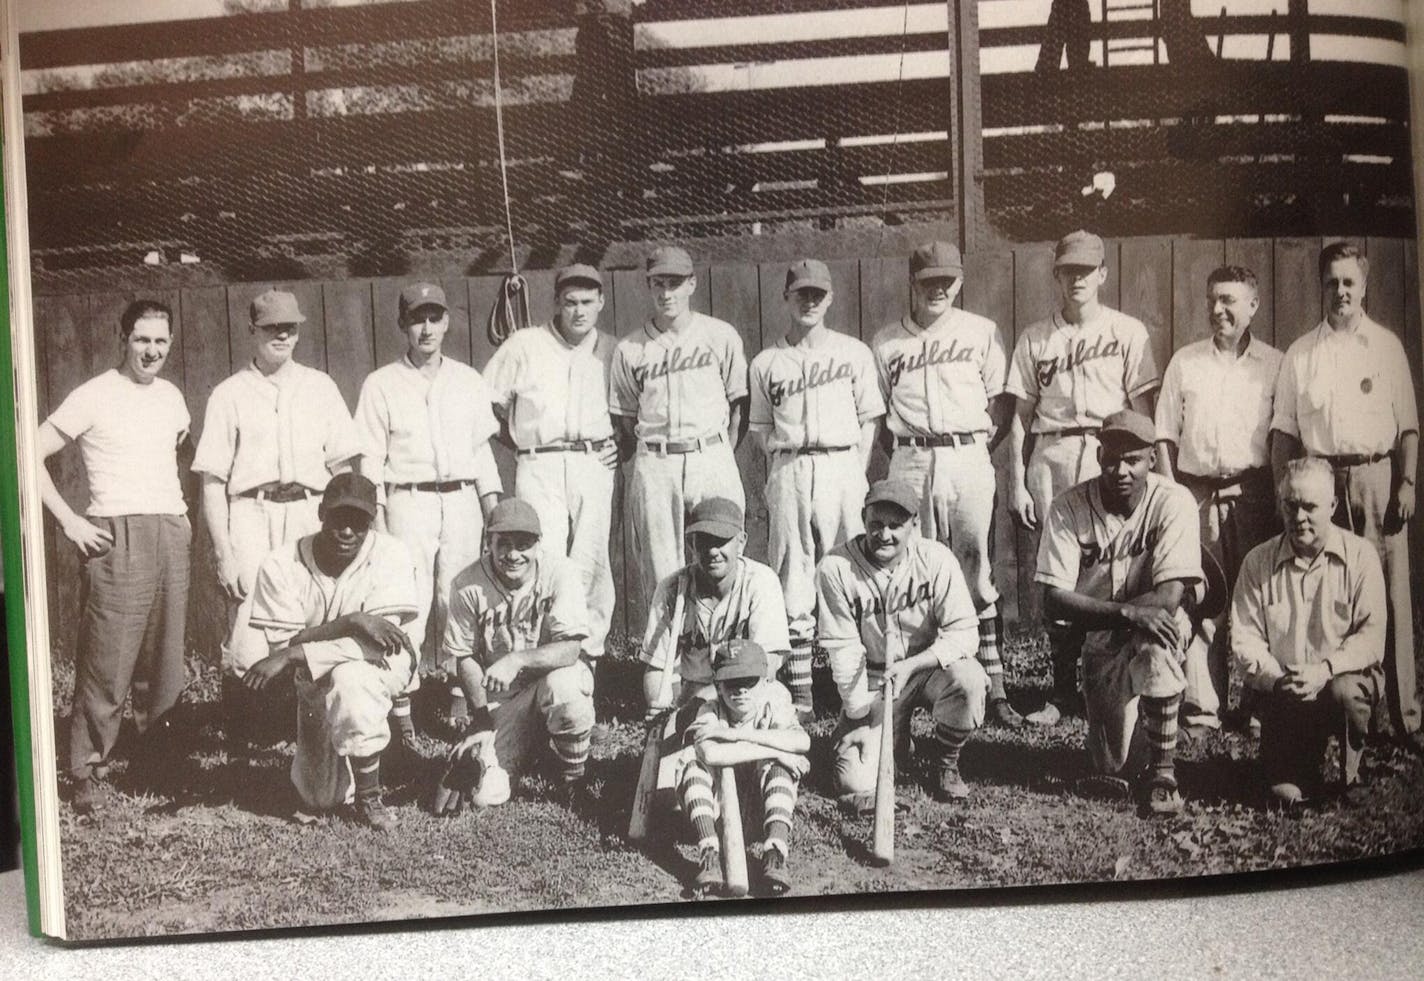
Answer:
[{"xmin": 50, "ymin": 634, "xmax": 1424, "ymax": 940}]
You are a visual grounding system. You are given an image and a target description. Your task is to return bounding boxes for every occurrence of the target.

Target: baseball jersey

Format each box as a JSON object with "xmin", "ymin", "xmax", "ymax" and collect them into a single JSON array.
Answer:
[
  {"xmin": 355, "ymin": 355, "xmax": 502, "ymax": 488},
  {"xmin": 816, "ymin": 535, "xmax": 980, "ymax": 719},
  {"xmin": 48, "ymin": 368, "xmax": 190, "ymax": 517},
  {"xmin": 1005, "ymin": 308, "xmax": 1159, "ymax": 433},
  {"xmin": 1035, "ymin": 473, "xmax": 1202, "ymax": 656},
  {"xmin": 249, "ymin": 530, "xmax": 421, "ymax": 681},
  {"xmin": 684, "ymin": 679, "xmax": 803, "ymax": 741},
  {"xmin": 641, "ymin": 558, "xmax": 791, "ymax": 686},
  {"xmin": 872, "ymin": 309, "xmax": 1007, "ymax": 437},
  {"xmin": 442, "ymin": 554, "xmax": 589, "ymax": 693},
  {"xmin": 1270, "ymin": 315, "xmax": 1419, "ymax": 456},
  {"xmin": 484, "ymin": 321, "xmax": 616, "ymax": 448},
  {"xmin": 749, "ymin": 325, "xmax": 882, "ymax": 450},
  {"xmin": 1155, "ymin": 335, "xmax": 1282, "ymax": 478},
  {"xmin": 193, "ymin": 360, "xmax": 360, "ymax": 496},
  {"xmin": 609, "ymin": 312, "xmax": 748, "ymax": 440}
]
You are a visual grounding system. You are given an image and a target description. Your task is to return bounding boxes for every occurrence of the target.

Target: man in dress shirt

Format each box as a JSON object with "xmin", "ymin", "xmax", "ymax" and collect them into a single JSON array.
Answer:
[
  {"xmin": 1231, "ymin": 458, "xmax": 1385, "ymax": 803},
  {"xmin": 1155, "ymin": 265, "xmax": 1283, "ymax": 733},
  {"xmin": 483, "ymin": 264, "xmax": 618, "ymax": 670},
  {"xmin": 194, "ymin": 288, "xmax": 361, "ymax": 746},
  {"xmin": 1270, "ymin": 242, "xmax": 1419, "ymax": 746},
  {"xmin": 355, "ymin": 282, "xmax": 503, "ymax": 734}
]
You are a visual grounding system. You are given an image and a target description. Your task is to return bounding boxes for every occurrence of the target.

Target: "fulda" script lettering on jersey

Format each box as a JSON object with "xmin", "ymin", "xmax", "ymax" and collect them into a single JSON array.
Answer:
[
  {"xmin": 632, "ymin": 345, "xmax": 715, "ymax": 386},
  {"xmin": 885, "ymin": 338, "xmax": 977, "ymax": 389},
  {"xmin": 1034, "ymin": 335, "xmax": 1122, "ymax": 389},
  {"xmin": 850, "ymin": 577, "xmax": 933, "ymax": 622},
  {"xmin": 769, "ymin": 358, "xmax": 854, "ymax": 407},
  {"xmin": 1079, "ymin": 525, "xmax": 1157, "ymax": 569}
]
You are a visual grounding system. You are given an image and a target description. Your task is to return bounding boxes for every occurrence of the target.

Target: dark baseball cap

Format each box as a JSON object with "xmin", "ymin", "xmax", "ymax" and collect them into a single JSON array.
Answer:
[
  {"xmin": 250, "ymin": 288, "xmax": 306, "ymax": 327},
  {"xmin": 1054, "ymin": 230, "xmax": 1106, "ymax": 268},
  {"xmin": 646, "ymin": 246, "xmax": 694, "ymax": 278},
  {"xmin": 487, "ymin": 498, "xmax": 541, "ymax": 537},
  {"xmin": 321, "ymin": 472, "xmax": 378, "ymax": 518},
  {"xmin": 686, "ymin": 497, "xmax": 743, "ymax": 539},
  {"xmin": 1099, "ymin": 409, "xmax": 1156, "ymax": 449},
  {"xmin": 556, "ymin": 263, "xmax": 603, "ymax": 292},
  {"xmin": 399, "ymin": 282, "xmax": 447, "ymax": 319},
  {"xmin": 712, "ymin": 639, "xmax": 768, "ymax": 682},
  {"xmin": 865, "ymin": 479, "xmax": 920, "ymax": 517},
  {"xmin": 910, "ymin": 241, "xmax": 963, "ymax": 281},
  {"xmin": 785, "ymin": 258, "xmax": 833, "ymax": 293}
]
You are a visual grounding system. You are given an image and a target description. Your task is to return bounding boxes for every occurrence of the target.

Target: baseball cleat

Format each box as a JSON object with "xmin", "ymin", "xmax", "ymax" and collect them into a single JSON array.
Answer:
[
  {"xmin": 1144, "ymin": 774, "xmax": 1184, "ymax": 817},
  {"xmin": 692, "ymin": 846, "xmax": 723, "ymax": 898},
  {"xmin": 1075, "ymin": 774, "xmax": 1132, "ymax": 801},
  {"xmin": 353, "ymin": 794, "xmax": 398, "ymax": 832},
  {"xmin": 1269, "ymin": 782, "xmax": 1305, "ymax": 806},
  {"xmin": 71, "ymin": 776, "xmax": 107, "ymax": 815},
  {"xmin": 988, "ymin": 697, "xmax": 1024, "ymax": 729},
  {"xmin": 1023, "ymin": 701, "xmax": 1062, "ymax": 727},
  {"xmin": 760, "ymin": 847, "xmax": 791, "ymax": 896},
  {"xmin": 934, "ymin": 761, "xmax": 970, "ymax": 802}
]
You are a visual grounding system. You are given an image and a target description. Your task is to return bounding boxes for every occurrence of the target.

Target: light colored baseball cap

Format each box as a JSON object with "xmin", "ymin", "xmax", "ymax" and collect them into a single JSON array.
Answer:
[
  {"xmin": 865, "ymin": 479, "xmax": 920, "ymax": 516},
  {"xmin": 250, "ymin": 288, "xmax": 306, "ymax": 327},
  {"xmin": 1054, "ymin": 230, "xmax": 1106, "ymax": 268},
  {"xmin": 785, "ymin": 258, "xmax": 833, "ymax": 292},
  {"xmin": 910, "ymin": 241, "xmax": 963, "ymax": 281},
  {"xmin": 399, "ymin": 282, "xmax": 447, "ymax": 319},
  {"xmin": 646, "ymin": 246, "xmax": 694, "ymax": 277},
  {"xmin": 487, "ymin": 498, "xmax": 541, "ymax": 537}
]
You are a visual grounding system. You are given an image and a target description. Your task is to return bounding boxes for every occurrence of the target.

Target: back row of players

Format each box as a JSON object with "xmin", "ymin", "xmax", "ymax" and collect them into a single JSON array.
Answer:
[{"xmin": 45, "ymin": 233, "xmax": 1417, "ymax": 890}]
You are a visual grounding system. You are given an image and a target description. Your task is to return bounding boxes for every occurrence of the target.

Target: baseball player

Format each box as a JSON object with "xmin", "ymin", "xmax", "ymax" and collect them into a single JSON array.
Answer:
[
  {"xmin": 1269, "ymin": 241, "xmax": 1420, "ymax": 748},
  {"xmin": 193, "ymin": 288, "xmax": 361, "ymax": 745},
  {"xmin": 1231, "ymin": 458, "xmax": 1385, "ymax": 804},
  {"xmin": 441, "ymin": 498, "xmax": 595, "ymax": 806},
  {"xmin": 749, "ymin": 258, "xmax": 884, "ymax": 722},
  {"xmin": 1154, "ymin": 265, "xmax": 1283, "ymax": 734},
  {"xmin": 355, "ymin": 282, "xmax": 503, "ymax": 737},
  {"xmin": 673, "ymin": 639, "xmax": 809, "ymax": 898},
  {"xmin": 1035, "ymin": 410, "xmax": 1202, "ymax": 816},
  {"xmin": 244, "ymin": 473, "xmax": 421, "ymax": 831},
  {"xmin": 483, "ymin": 264, "xmax": 618, "ymax": 671},
  {"xmin": 39, "ymin": 299, "xmax": 191, "ymax": 813},
  {"xmin": 872, "ymin": 241, "xmax": 1021, "ymax": 727},
  {"xmin": 815, "ymin": 479, "xmax": 989, "ymax": 807},
  {"xmin": 1007, "ymin": 230, "xmax": 1161, "ymax": 725},
  {"xmin": 610, "ymin": 245, "xmax": 749, "ymax": 621}
]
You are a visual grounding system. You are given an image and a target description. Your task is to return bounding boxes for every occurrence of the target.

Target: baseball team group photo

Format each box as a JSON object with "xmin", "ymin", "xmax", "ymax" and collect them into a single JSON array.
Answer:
[{"xmin": 11, "ymin": 0, "xmax": 1424, "ymax": 939}]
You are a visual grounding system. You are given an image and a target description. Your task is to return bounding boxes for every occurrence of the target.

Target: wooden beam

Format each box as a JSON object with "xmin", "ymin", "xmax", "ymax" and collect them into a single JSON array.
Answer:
[{"xmin": 948, "ymin": 0, "xmax": 987, "ymax": 253}]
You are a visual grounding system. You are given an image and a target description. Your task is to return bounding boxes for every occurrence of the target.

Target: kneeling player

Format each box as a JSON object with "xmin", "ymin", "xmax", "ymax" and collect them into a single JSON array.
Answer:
[
  {"xmin": 440, "ymin": 498, "xmax": 595, "ymax": 808},
  {"xmin": 1036, "ymin": 411, "xmax": 1203, "ymax": 815},
  {"xmin": 246, "ymin": 473, "xmax": 421, "ymax": 831},
  {"xmin": 676, "ymin": 640, "xmax": 809, "ymax": 897},
  {"xmin": 816, "ymin": 480, "xmax": 989, "ymax": 807}
]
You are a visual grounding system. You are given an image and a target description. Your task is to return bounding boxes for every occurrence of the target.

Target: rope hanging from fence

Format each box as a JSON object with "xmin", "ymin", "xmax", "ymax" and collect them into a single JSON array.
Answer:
[{"xmin": 486, "ymin": 0, "xmax": 530, "ymax": 347}]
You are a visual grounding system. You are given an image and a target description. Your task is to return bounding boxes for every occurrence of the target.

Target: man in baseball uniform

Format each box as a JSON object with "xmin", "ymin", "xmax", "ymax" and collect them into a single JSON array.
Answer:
[
  {"xmin": 610, "ymin": 245, "xmax": 748, "ymax": 621},
  {"xmin": 1007, "ymin": 230, "xmax": 1161, "ymax": 725},
  {"xmin": 1155, "ymin": 265, "xmax": 1283, "ymax": 734},
  {"xmin": 873, "ymin": 241, "xmax": 1021, "ymax": 727},
  {"xmin": 484, "ymin": 264, "xmax": 617, "ymax": 671},
  {"xmin": 816, "ymin": 479, "xmax": 989, "ymax": 807},
  {"xmin": 749, "ymin": 258, "xmax": 884, "ymax": 722},
  {"xmin": 1270, "ymin": 241, "xmax": 1420, "ymax": 746},
  {"xmin": 441, "ymin": 498, "xmax": 595, "ymax": 805},
  {"xmin": 244, "ymin": 473, "xmax": 421, "ymax": 831},
  {"xmin": 39, "ymin": 299, "xmax": 192, "ymax": 813},
  {"xmin": 194, "ymin": 288, "xmax": 361, "ymax": 745},
  {"xmin": 1231, "ymin": 458, "xmax": 1385, "ymax": 804},
  {"xmin": 355, "ymin": 282, "xmax": 503, "ymax": 737},
  {"xmin": 1036, "ymin": 411, "xmax": 1202, "ymax": 815}
]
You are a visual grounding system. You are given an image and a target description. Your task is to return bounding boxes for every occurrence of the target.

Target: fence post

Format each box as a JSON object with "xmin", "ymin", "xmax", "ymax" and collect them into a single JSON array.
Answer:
[{"xmin": 948, "ymin": 0, "xmax": 988, "ymax": 254}]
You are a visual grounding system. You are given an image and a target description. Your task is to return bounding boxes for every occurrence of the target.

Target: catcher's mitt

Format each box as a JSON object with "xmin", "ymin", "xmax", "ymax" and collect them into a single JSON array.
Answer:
[{"xmin": 431, "ymin": 749, "xmax": 484, "ymax": 817}]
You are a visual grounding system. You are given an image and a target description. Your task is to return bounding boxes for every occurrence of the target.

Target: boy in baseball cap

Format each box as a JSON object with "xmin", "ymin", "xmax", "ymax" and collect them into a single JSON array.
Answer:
[{"xmin": 675, "ymin": 639, "xmax": 810, "ymax": 898}]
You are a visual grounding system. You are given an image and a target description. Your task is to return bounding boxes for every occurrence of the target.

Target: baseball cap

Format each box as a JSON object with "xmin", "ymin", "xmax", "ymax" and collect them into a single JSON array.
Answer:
[
  {"xmin": 1054, "ymin": 230, "xmax": 1106, "ymax": 268},
  {"xmin": 712, "ymin": 639, "xmax": 768, "ymax": 682},
  {"xmin": 556, "ymin": 263, "xmax": 603, "ymax": 292},
  {"xmin": 685, "ymin": 497, "xmax": 743, "ymax": 539},
  {"xmin": 487, "ymin": 498, "xmax": 541, "ymax": 537},
  {"xmin": 399, "ymin": 282, "xmax": 447, "ymax": 319},
  {"xmin": 909, "ymin": 241, "xmax": 963, "ymax": 281},
  {"xmin": 250, "ymin": 288, "xmax": 306, "ymax": 327},
  {"xmin": 865, "ymin": 479, "xmax": 920, "ymax": 516},
  {"xmin": 785, "ymin": 258, "xmax": 833, "ymax": 293},
  {"xmin": 321, "ymin": 472, "xmax": 378, "ymax": 518},
  {"xmin": 1098, "ymin": 409, "xmax": 1157, "ymax": 449},
  {"xmin": 646, "ymin": 246, "xmax": 694, "ymax": 278}
]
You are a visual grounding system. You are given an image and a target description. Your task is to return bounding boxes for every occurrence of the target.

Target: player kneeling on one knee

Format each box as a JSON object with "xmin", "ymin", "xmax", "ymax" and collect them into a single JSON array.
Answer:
[
  {"xmin": 1035, "ymin": 411, "xmax": 1204, "ymax": 816},
  {"xmin": 816, "ymin": 479, "xmax": 989, "ymax": 807},
  {"xmin": 675, "ymin": 640, "xmax": 809, "ymax": 897},
  {"xmin": 435, "ymin": 498, "xmax": 595, "ymax": 813},
  {"xmin": 245, "ymin": 473, "xmax": 422, "ymax": 832},
  {"xmin": 1231, "ymin": 459, "xmax": 1386, "ymax": 806}
]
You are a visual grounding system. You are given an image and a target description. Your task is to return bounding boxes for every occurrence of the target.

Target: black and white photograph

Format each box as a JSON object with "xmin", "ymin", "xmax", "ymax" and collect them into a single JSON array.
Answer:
[{"xmin": 3, "ymin": 0, "xmax": 1423, "ymax": 943}]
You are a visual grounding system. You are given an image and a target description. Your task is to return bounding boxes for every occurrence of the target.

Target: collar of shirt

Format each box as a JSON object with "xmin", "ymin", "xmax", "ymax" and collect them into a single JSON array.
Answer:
[
  {"xmin": 1313, "ymin": 315, "xmax": 1378, "ymax": 350},
  {"xmin": 1206, "ymin": 332, "xmax": 1263, "ymax": 362},
  {"xmin": 543, "ymin": 320, "xmax": 601, "ymax": 354},
  {"xmin": 777, "ymin": 322, "xmax": 831, "ymax": 351},
  {"xmin": 899, "ymin": 308, "xmax": 958, "ymax": 338},
  {"xmin": 644, "ymin": 311, "xmax": 699, "ymax": 340},
  {"xmin": 1272, "ymin": 525, "xmax": 1346, "ymax": 572},
  {"xmin": 1051, "ymin": 306, "xmax": 1110, "ymax": 334},
  {"xmin": 249, "ymin": 357, "xmax": 300, "ymax": 388}
]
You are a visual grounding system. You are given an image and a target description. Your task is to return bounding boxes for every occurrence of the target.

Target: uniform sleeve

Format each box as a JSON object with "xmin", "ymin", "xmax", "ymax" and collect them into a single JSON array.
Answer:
[
  {"xmin": 1034, "ymin": 496, "xmax": 1082, "ymax": 590},
  {"xmin": 482, "ymin": 337, "xmax": 520, "ymax": 413},
  {"xmin": 854, "ymin": 340, "xmax": 887, "ymax": 424},
  {"xmin": 46, "ymin": 381, "xmax": 97, "ymax": 443},
  {"xmin": 981, "ymin": 323, "xmax": 1009, "ymax": 399},
  {"xmin": 543, "ymin": 560, "xmax": 590, "ymax": 644},
  {"xmin": 443, "ymin": 579, "xmax": 484, "ymax": 663},
  {"xmin": 170, "ymin": 385, "xmax": 192, "ymax": 442},
  {"xmin": 747, "ymin": 355, "xmax": 774, "ymax": 433},
  {"xmin": 923, "ymin": 551, "xmax": 980, "ymax": 668},
  {"xmin": 640, "ymin": 573, "xmax": 682, "ymax": 671},
  {"xmin": 872, "ymin": 336, "xmax": 895, "ymax": 413},
  {"xmin": 1122, "ymin": 317, "xmax": 1160, "ymax": 398},
  {"xmin": 364, "ymin": 538, "xmax": 421, "ymax": 625},
  {"xmin": 816, "ymin": 557, "xmax": 872, "ymax": 719},
  {"xmin": 1154, "ymin": 353, "xmax": 1184, "ymax": 445},
  {"xmin": 192, "ymin": 386, "xmax": 238, "ymax": 479},
  {"xmin": 1229, "ymin": 546, "xmax": 1283, "ymax": 692},
  {"xmin": 1331, "ymin": 542, "xmax": 1387, "ymax": 676},
  {"xmin": 249, "ymin": 553, "xmax": 305, "ymax": 648},
  {"xmin": 1270, "ymin": 347, "xmax": 1302, "ymax": 438},
  {"xmin": 722, "ymin": 323, "xmax": 749, "ymax": 403},
  {"xmin": 762, "ymin": 682, "xmax": 804, "ymax": 732},
  {"xmin": 353, "ymin": 375, "xmax": 390, "ymax": 480},
  {"xmin": 746, "ymin": 566, "xmax": 792, "ymax": 658},
  {"xmin": 682, "ymin": 697, "xmax": 722, "ymax": 745},
  {"xmin": 321, "ymin": 377, "xmax": 362, "ymax": 471},
  {"xmin": 608, "ymin": 342, "xmax": 640, "ymax": 418},
  {"xmin": 1150, "ymin": 486, "xmax": 1203, "ymax": 588},
  {"xmin": 1004, "ymin": 332, "xmax": 1038, "ymax": 402}
]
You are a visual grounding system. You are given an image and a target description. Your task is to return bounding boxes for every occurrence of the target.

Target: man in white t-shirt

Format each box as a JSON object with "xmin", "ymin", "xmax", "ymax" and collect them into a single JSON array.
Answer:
[{"xmin": 38, "ymin": 299, "xmax": 193, "ymax": 814}]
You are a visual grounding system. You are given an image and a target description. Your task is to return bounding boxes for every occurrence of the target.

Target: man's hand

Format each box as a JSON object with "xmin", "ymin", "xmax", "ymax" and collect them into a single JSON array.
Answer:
[
  {"xmin": 693, "ymin": 722, "xmax": 734, "ymax": 745},
  {"xmin": 1010, "ymin": 483, "xmax": 1037, "ymax": 530},
  {"xmin": 835, "ymin": 721, "xmax": 875, "ymax": 759},
  {"xmin": 482, "ymin": 655, "xmax": 522, "ymax": 695},
  {"xmin": 1278, "ymin": 662, "xmax": 1330, "ymax": 701},
  {"xmin": 882, "ymin": 661, "xmax": 914, "ymax": 697},
  {"xmin": 775, "ymin": 751, "xmax": 811, "ymax": 779},
  {"xmin": 244, "ymin": 649, "xmax": 297, "ymax": 691},
  {"xmin": 1393, "ymin": 481, "xmax": 1416, "ymax": 527},
  {"xmin": 215, "ymin": 549, "xmax": 246, "ymax": 604},
  {"xmin": 350, "ymin": 612, "xmax": 417, "ymax": 661},
  {"xmin": 61, "ymin": 515, "xmax": 114, "ymax": 558},
  {"xmin": 1123, "ymin": 604, "xmax": 1184, "ymax": 650},
  {"xmin": 598, "ymin": 442, "xmax": 619, "ymax": 471}
]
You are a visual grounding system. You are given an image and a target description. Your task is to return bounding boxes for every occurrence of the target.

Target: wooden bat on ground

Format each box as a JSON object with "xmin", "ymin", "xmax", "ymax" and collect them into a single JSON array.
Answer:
[
  {"xmin": 718, "ymin": 765, "xmax": 749, "ymax": 897},
  {"xmin": 870, "ymin": 674, "xmax": 896, "ymax": 866},
  {"xmin": 628, "ymin": 579, "xmax": 686, "ymax": 841}
]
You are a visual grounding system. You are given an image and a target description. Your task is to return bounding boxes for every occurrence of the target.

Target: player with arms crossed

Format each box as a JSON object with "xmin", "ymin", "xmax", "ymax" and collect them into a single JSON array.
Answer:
[
  {"xmin": 816, "ymin": 480, "xmax": 989, "ymax": 808},
  {"xmin": 748, "ymin": 258, "xmax": 884, "ymax": 721},
  {"xmin": 873, "ymin": 240, "xmax": 1021, "ymax": 727},
  {"xmin": 1007, "ymin": 230, "xmax": 1161, "ymax": 725},
  {"xmin": 1036, "ymin": 411, "xmax": 1202, "ymax": 815}
]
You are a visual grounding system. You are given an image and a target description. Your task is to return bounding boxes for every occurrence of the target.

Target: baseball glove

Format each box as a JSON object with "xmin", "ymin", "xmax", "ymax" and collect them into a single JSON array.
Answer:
[{"xmin": 431, "ymin": 748, "xmax": 484, "ymax": 817}]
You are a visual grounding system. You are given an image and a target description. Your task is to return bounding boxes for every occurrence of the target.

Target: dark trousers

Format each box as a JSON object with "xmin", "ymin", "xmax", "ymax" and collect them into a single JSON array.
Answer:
[{"xmin": 1258, "ymin": 668, "xmax": 1379, "ymax": 791}]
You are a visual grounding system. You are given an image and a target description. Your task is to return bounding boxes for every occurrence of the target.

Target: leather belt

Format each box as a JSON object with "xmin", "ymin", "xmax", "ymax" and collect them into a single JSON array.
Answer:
[
  {"xmin": 1183, "ymin": 466, "xmax": 1271, "ymax": 490},
  {"xmin": 1044, "ymin": 426, "xmax": 1101, "ymax": 439},
  {"xmin": 1323, "ymin": 452, "xmax": 1391, "ymax": 469},
  {"xmin": 518, "ymin": 438, "xmax": 614, "ymax": 457},
  {"xmin": 236, "ymin": 482, "xmax": 317, "ymax": 503},
  {"xmin": 388, "ymin": 479, "xmax": 478, "ymax": 493},
  {"xmin": 895, "ymin": 433, "xmax": 980, "ymax": 448},
  {"xmin": 774, "ymin": 445, "xmax": 855, "ymax": 456},
  {"xmin": 640, "ymin": 432, "xmax": 725, "ymax": 455}
]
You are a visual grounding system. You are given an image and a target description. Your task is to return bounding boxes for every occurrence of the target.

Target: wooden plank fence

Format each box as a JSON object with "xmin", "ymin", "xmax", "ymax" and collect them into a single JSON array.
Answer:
[{"xmin": 32, "ymin": 234, "xmax": 1423, "ymax": 664}]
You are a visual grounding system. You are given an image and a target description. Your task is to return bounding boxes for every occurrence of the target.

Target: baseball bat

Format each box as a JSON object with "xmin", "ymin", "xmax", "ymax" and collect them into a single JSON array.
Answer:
[
  {"xmin": 628, "ymin": 579, "xmax": 686, "ymax": 841},
  {"xmin": 870, "ymin": 678, "xmax": 896, "ymax": 866},
  {"xmin": 718, "ymin": 766, "xmax": 749, "ymax": 897}
]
